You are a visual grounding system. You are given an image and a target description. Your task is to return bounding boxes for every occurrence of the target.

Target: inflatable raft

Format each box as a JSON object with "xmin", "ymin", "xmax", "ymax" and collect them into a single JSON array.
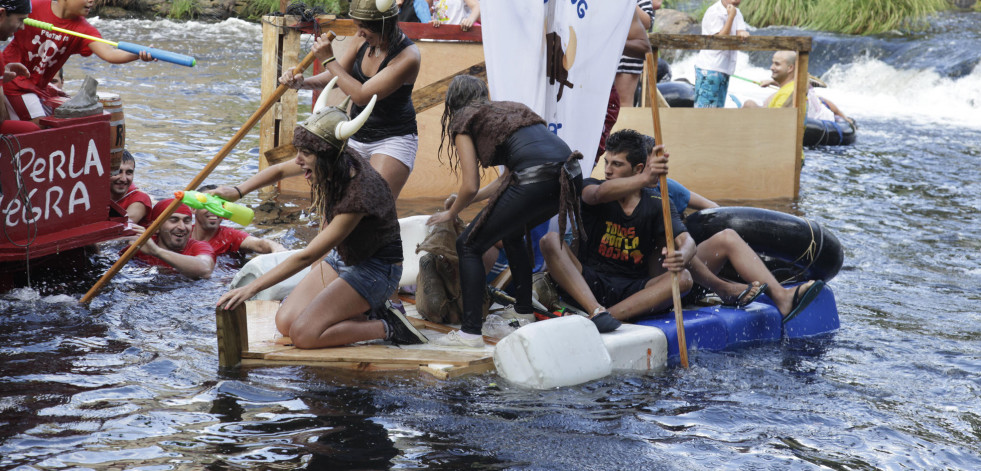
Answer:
[
  {"xmin": 803, "ymin": 117, "xmax": 856, "ymax": 146},
  {"xmin": 685, "ymin": 207, "xmax": 844, "ymax": 283},
  {"xmin": 657, "ymin": 81, "xmax": 695, "ymax": 108}
]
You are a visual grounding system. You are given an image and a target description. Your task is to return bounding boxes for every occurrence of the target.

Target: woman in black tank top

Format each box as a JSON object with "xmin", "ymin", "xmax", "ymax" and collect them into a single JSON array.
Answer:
[{"xmin": 280, "ymin": 0, "xmax": 421, "ymax": 198}]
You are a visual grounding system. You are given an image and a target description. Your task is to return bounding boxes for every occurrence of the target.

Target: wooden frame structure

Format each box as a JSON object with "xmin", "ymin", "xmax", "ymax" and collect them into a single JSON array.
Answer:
[
  {"xmin": 258, "ymin": 16, "xmax": 491, "ymax": 199},
  {"xmin": 611, "ymin": 34, "xmax": 812, "ymax": 201},
  {"xmin": 259, "ymin": 19, "xmax": 812, "ymax": 201}
]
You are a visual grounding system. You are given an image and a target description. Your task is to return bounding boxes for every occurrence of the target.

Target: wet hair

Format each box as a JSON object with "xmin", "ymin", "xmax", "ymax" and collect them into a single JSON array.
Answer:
[
  {"xmin": 197, "ymin": 184, "xmax": 218, "ymax": 192},
  {"xmin": 0, "ymin": 0, "xmax": 31, "ymax": 15},
  {"xmin": 354, "ymin": 18, "xmax": 404, "ymax": 59},
  {"xmin": 293, "ymin": 126, "xmax": 351, "ymax": 219},
  {"xmin": 121, "ymin": 149, "xmax": 135, "ymax": 166},
  {"xmin": 641, "ymin": 134, "xmax": 657, "ymax": 155},
  {"xmin": 437, "ymin": 75, "xmax": 490, "ymax": 172},
  {"xmin": 605, "ymin": 129, "xmax": 648, "ymax": 168}
]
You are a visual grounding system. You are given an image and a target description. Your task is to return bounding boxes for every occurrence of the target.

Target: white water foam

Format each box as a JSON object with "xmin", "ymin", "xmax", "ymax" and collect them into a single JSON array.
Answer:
[{"xmin": 668, "ymin": 52, "xmax": 981, "ymax": 129}]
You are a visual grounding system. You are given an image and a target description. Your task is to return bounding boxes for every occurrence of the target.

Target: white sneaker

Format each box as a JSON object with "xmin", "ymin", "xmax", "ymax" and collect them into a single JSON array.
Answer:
[
  {"xmin": 495, "ymin": 305, "xmax": 535, "ymax": 324},
  {"xmin": 432, "ymin": 330, "xmax": 485, "ymax": 348}
]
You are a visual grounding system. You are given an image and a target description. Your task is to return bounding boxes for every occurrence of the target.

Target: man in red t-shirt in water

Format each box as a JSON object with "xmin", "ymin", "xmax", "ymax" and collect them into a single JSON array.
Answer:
[
  {"xmin": 192, "ymin": 184, "xmax": 286, "ymax": 256},
  {"xmin": 2, "ymin": 0, "xmax": 155, "ymax": 121},
  {"xmin": 0, "ymin": 0, "xmax": 39, "ymax": 134},
  {"xmin": 132, "ymin": 199, "xmax": 215, "ymax": 278},
  {"xmin": 110, "ymin": 150, "xmax": 154, "ymax": 227}
]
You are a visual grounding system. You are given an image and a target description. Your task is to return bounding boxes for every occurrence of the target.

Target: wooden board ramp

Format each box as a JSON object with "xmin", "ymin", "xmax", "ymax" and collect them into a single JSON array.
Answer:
[{"xmin": 216, "ymin": 300, "xmax": 495, "ymax": 380}]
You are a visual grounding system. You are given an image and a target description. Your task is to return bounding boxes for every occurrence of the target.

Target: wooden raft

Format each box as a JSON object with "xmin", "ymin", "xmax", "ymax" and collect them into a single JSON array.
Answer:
[{"xmin": 216, "ymin": 300, "xmax": 495, "ymax": 379}]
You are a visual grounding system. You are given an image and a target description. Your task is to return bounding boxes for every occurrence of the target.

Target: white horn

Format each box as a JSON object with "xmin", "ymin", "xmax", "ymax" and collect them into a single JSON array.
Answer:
[
  {"xmin": 376, "ymin": 0, "xmax": 395, "ymax": 12},
  {"xmin": 335, "ymin": 94, "xmax": 377, "ymax": 140},
  {"xmin": 313, "ymin": 76, "xmax": 340, "ymax": 113}
]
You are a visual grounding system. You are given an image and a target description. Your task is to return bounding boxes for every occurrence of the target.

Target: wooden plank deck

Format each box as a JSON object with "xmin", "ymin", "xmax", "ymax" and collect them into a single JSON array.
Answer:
[{"xmin": 217, "ymin": 300, "xmax": 495, "ymax": 380}]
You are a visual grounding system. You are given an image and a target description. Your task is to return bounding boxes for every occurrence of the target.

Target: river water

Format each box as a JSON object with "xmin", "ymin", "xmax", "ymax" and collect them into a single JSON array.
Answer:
[{"xmin": 1, "ymin": 12, "xmax": 980, "ymax": 469}]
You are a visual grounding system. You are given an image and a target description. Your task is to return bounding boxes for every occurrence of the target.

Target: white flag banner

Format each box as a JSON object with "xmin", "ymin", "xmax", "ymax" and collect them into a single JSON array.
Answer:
[{"xmin": 480, "ymin": 0, "xmax": 635, "ymax": 175}]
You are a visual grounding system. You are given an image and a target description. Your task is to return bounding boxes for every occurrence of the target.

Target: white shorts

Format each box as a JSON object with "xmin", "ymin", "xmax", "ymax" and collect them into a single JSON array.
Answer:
[{"xmin": 348, "ymin": 134, "xmax": 418, "ymax": 172}]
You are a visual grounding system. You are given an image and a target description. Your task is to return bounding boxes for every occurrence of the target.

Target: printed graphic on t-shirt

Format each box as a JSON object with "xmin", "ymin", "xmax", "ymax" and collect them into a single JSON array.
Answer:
[{"xmin": 596, "ymin": 221, "xmax": 644, "ymax": 265}]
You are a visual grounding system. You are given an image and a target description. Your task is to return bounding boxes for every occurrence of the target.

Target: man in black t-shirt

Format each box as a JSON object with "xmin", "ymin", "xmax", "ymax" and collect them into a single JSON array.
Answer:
[{"xmin": 540, "ymin": 130, "xmax": 696, "ymax": 332}]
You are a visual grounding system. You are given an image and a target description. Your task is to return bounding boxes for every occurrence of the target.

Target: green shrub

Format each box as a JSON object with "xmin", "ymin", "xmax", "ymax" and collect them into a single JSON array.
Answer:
[
  {"xmin": 696, "ymin": 0, "xmax": 948, "ymax": 35},
  {"xmin": 242, "ymin": 0, "xmax": 347, "ymax": 20},
  {"xmin": 742, "ymin": 0, "xmax": 812, "ymax": 28},
  {"xmin": 168, "ymin": 0, "xmax": 199, "ymax": 19},
  {"xmin": 804, "ymin": 0, "xmax": 946, "ymax": 35}
]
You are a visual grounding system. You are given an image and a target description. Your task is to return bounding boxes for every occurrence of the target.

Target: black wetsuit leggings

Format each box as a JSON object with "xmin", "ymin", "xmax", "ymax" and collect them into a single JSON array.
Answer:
[{"xmin": 456, "ymin": 175, "xmax": 582, "ymax": 335}]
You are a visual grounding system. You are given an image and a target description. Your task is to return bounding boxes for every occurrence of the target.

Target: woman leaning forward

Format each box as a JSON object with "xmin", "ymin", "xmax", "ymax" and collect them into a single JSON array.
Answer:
[
  {"xmin": 217, "ymin": 84, "xmax": 426, "ymax": 348},
  {"xmin": 426, "ymin": 76, "xmax": 585, "ymax": 347}
]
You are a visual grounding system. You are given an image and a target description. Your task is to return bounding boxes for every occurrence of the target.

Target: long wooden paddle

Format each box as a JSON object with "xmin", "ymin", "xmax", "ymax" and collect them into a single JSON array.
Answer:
[
  {"xmin": 80, "ymin": 34, "xmax": 334, "ymax": 304},
  {"xmin": 645, "ymin": 51, "xmax": 689, "ymax": 368}
]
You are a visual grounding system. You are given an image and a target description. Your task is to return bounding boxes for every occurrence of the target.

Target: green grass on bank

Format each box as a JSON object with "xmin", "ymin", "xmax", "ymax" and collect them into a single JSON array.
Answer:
[
  {"xmin": 168, "ymin": 0, "xmax": 199, "ymax": 19},
  {"xmin": 739, "ymin": 0, "xmax": 950, "ymax": 35},
  {"xmin": 111, "ymin": 0, "xmax": 981, "ymax": 28},
  {"xmin": 672, "ymin": 0, "xmax": 963, "ymax": 35},
  {"xmin": 240, "ymin": 0, "xmax": 347, "ymax": 20}
]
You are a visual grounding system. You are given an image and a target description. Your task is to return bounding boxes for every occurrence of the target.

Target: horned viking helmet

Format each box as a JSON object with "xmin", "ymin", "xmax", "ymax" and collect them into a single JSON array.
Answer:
[
  {"xmin": 300, "ymin": 77, "xmax": 377, "ymax": 151},
  {"xmin": 348, "ymin": 0, "xmax": 398, "ymax": 21}
]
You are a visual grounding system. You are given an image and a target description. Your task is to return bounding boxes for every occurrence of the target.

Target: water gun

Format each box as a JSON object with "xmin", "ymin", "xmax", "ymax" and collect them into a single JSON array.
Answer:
[
  {"xmin": 25, "ymin": 18, "xmax": 196, "ymax": 67},
  {"xmin": 175, "ymin": 190, "xmax": 253, "ymax": 226}
]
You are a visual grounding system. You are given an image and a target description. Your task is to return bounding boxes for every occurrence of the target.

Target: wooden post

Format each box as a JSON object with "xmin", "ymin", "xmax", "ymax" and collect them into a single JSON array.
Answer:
[
  {"xmin": 259, "ymin": 15, "xmax": 300, "ymax": 175},
  {"xmin": 216, "ymin": 304, "xmax": 249, "ymax": 368},
  {"xmin": 792, "ymin": 51, "xmax": 810, "ymax": 200}
]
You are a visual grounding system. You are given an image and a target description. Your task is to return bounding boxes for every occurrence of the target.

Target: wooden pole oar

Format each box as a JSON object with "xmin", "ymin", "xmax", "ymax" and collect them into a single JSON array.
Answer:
[
  {"xmin": 645, "ymin": 51, "xmax": 689, "ymax": 368},
  {"xmin": 80, "ymin": 34, "xmax": 333, "ymax": 304}
]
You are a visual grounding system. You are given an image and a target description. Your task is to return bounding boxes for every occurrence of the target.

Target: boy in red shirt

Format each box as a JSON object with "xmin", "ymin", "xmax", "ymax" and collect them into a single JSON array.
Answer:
[
  {"xmin": 3, "ymin": 0, "xmax": 153, "ymax": 121},
  {"xmin": 110, "ymin": 150, "xmax": 153, "ymax": 227},
  {"xmin": 191, "ymin": 185, "xmax": 286, "ymax": 256}
]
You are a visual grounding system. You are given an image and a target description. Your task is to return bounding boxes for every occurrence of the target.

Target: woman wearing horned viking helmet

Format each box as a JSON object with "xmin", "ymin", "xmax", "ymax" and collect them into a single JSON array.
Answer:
[
  {"xmin": 217, "ymin": 81, "xmax": 428, "ymax": 348},
  {"xmin": 425, "ymin": 75, "xmax": 585, "ymax": 348},
  {"xmin": 279, "ymin": 0, "xmax": 420, "ymax": 199}
]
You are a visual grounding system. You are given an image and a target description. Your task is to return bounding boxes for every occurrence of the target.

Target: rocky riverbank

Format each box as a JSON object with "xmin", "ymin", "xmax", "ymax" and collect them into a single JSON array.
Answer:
[
  {"xmin": 92, "ymin": 0, "xmax": 698, "ymax": 31},
  {"xmin": 92, "ymin": 0, "xmax": 256, "ymax": 20}
]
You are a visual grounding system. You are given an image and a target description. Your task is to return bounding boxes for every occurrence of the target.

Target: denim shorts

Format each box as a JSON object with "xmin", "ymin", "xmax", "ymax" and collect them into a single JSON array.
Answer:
[
  {"xmin": 348, "ymin": 134, "xmax": 419, "ymax": 171},
  {"xmin": 693, "ymin": 67, "xmax": 730, "ymax": 108},
  {"xmin": 324, "ymin": 250, "xmax": 402, "ymax": 309}
]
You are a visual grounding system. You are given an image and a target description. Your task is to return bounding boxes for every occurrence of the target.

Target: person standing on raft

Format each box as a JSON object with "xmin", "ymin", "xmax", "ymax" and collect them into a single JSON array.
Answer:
[
  {"xmin": 217, "ymin": 81, "xmax": 427, "ymax": 348},
  {"xmin": 426, "ymin": 75, "xmax": 586, "ymax": 347},
  {"xmin": 279, "ymin": 0, "xmax": 420, "ymax": 199}
]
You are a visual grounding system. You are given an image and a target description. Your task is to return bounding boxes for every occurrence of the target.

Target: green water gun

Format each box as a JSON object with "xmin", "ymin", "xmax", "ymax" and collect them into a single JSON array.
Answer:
[{"xmin": 175, "ymin": 190, "xmax": 254, "ymax": 226}]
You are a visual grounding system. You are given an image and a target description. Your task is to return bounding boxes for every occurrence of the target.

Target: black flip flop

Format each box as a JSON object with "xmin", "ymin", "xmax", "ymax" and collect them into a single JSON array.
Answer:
[
  {"xmin": 737, "ymin": 283, "xmax": 768, "ymax": 308},
  {"xmin": 723, "ymin": 282, "xmax": 765, "ymax": 307},
  {"xmin": 590, "ymin": 311, "xmax": 621, "ymax": 333},
  {"xmin": 783, "ymin": 280, "xmax": 825, "ymax": 325}
]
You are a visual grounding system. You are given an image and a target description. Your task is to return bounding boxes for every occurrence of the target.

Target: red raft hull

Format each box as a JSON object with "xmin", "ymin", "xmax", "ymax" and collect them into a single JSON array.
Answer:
[{"xmin": 0, "ymin": 113, "xmax": 128, "ymax": 264}]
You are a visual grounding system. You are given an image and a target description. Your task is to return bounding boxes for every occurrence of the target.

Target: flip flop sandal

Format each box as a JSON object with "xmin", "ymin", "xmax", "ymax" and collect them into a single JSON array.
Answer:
[
  {"xmin": 737, "ymin": 283, "xmax": 768, "ymax": 308},
  {"xmin": 783, "ymin": 280, "xmax": 825, "ymax": 325},
  {"xmin": 723, "ymin": 283, "xmax": 763, "ymax": 307}
]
